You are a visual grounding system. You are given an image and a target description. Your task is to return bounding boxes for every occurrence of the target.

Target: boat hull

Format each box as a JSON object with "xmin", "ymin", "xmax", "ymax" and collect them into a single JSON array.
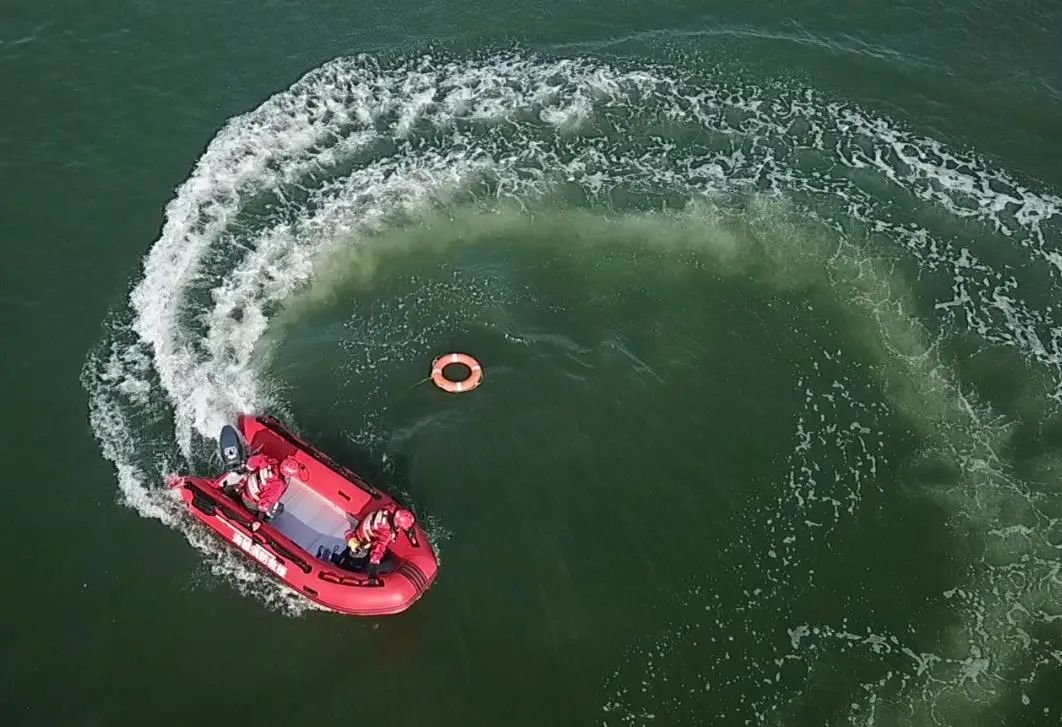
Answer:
[{"xmin": 172, "ymin": 415, "xmax": 438, "ymax": 616}]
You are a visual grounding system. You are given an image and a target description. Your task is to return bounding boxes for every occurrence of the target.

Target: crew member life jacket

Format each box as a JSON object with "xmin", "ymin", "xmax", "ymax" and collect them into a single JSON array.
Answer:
[
  {"xmin": 241, "ymin": 455, "xmax": 286, "ymax": 513},
  {"xmin": 244, "ymin": 463, "xmax": 277, "ymax": 503},
  {"xmin": 346, "ymin": 507, "xmax": 398, "ymax": 564}
]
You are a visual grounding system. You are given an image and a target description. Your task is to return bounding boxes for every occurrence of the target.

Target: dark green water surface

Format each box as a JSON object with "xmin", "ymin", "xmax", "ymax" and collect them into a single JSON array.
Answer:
[{"xmin": 3, "ymin": 1, "xmax": 1062, "ymax": 725}]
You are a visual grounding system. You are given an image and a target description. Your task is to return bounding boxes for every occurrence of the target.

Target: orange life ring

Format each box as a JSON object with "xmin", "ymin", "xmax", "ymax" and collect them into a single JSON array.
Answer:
[{"xmin": 431, "ymin": 352, "xmax": 483, "ymax": 393}]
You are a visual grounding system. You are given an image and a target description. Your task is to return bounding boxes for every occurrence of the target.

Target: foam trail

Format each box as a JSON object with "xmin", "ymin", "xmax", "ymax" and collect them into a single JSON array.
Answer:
[
  {"xmin": 81, "ymin": 54, "xmax": 1062, "ymax": 697},
  {"xmin": 601, "ymin": 213, "xmax": 1062, "ymax": 724}
]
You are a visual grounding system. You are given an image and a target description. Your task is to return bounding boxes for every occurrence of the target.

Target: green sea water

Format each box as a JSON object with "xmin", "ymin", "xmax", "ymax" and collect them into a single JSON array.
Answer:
[{"xmin": 3, "ymin": 1, "xmax": 1062, "ymax": 725}]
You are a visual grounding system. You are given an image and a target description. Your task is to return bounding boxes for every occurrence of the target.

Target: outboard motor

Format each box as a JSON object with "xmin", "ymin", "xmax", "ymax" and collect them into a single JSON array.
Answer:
[{"xmin": 218, "ymin": 424, "xmax": 247, "ymax": 471}]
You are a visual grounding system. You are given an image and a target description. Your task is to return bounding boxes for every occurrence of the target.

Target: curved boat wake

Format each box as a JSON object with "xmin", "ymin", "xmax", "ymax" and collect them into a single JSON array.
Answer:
[{"xmin": 82, "ymin": 53, "xmax": 1062, "ymax": 720}]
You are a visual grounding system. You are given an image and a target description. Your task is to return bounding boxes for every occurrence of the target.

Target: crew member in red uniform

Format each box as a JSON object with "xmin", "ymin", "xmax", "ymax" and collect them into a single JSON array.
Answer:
[
  {"xmin": 217, "ymin": 454, "xmax": 298, "ymax": 525},
  {"xmin": 344, "ymin": 506, "xmax": 416, "ymax": 583}
]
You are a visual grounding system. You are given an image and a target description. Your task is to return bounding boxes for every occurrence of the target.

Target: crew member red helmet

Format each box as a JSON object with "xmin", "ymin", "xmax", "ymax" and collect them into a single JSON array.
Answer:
[
  {"xmin": 393, "ymin": 508, "xmax": 415, "ymax": 530},
  {"xmin": 280, "ymin": 456, "xmax": 301, "ymax": 478}
]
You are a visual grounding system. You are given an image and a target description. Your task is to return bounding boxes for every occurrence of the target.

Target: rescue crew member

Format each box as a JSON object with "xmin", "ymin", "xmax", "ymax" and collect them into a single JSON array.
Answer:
[
  {"xmin": 217, "ymin": 454, "xmax": 299, "ymax": 526},
  {"xmin": 344, "ymin": 506, "xmax": 416, "ymax": 583}
]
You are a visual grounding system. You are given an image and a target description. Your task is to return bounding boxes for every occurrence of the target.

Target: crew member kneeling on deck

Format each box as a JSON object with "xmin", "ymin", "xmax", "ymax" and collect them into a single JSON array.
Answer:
[{"xmin": 345, "ymin": 506, "xmax": 416, "ymax": 584}]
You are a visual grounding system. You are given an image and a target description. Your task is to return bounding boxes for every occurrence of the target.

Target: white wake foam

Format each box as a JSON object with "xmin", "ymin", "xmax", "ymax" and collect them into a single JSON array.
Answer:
[{"xmin": 82, "ymin": 53, "xmax": 1062, "ymax": 712}]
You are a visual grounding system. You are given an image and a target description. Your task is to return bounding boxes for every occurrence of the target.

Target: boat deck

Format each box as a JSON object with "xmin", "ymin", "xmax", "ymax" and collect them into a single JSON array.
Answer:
[{"xmin": 272, "ymin": 478, "xmax": 353, "ymax": 559}]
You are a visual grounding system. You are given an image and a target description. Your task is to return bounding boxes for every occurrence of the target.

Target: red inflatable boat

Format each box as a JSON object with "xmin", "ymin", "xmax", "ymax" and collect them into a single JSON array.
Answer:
[{"xmin": 169, "ymin": 414, "xmax": 438, "ymax": 616}]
